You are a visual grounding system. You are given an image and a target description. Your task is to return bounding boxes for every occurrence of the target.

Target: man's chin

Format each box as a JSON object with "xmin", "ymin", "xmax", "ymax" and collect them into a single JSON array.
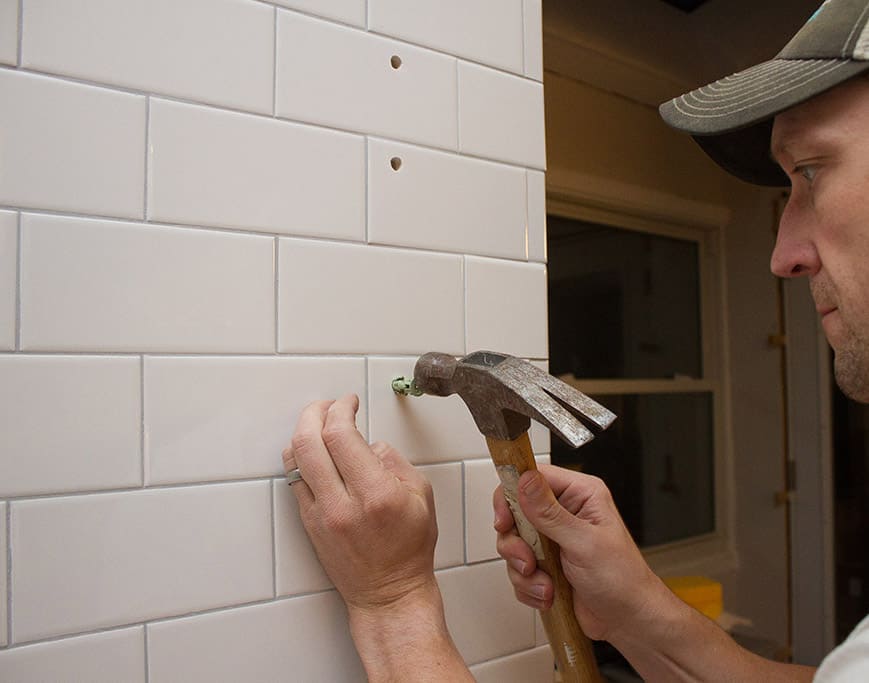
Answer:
[{"xmin": 833, "ymin": 348, "xmax": 869, "ymax": 404}]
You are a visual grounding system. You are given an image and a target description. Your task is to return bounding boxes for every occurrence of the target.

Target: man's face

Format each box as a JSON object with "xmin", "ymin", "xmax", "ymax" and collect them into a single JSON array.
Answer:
[{"xmin": 771, "ymin": 76, "xmax": 869, "ymax": 402}]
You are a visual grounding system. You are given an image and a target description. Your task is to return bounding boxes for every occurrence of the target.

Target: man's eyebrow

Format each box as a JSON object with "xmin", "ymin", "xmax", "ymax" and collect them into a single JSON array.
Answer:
[{"xmin": 769, "ymin": 139, "xmax": 791, "ymax": 166}]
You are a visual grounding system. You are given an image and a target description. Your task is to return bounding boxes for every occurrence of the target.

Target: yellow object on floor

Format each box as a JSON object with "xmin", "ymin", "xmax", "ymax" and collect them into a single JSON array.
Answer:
[{"xmin": 663, "ymin": 575, "xmax": 723, "ymax": 620}]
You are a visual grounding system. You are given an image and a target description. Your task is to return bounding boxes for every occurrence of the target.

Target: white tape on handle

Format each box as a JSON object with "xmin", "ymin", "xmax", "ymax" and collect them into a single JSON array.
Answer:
[{"xmin": 496, "ymin": 465, "xmax": 546, "ymax": 561}]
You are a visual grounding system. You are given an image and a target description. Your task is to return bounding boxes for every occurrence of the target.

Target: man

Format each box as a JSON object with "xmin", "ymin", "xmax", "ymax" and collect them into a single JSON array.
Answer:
[{"xmin": 284, "ymin": 0, "xmax": 869, "ymax": 679}]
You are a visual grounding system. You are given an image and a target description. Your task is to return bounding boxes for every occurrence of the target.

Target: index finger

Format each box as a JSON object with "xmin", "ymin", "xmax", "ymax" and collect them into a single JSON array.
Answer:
[{"xmin": 321, "ymin": 394, "xmax": 387, "ymax": 496}]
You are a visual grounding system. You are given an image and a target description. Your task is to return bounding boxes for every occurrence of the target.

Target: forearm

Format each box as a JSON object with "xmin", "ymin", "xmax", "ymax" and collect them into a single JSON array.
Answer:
[
  {"xmin": 346, "ymin": 579, "xmax": 474, "ymax": 683},
  {"xmin": 610, "ymin": 584, "xmax": 816, "ymax": 682}
]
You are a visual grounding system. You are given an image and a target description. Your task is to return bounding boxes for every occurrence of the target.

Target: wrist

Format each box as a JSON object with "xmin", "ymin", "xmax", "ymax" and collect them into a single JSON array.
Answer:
[{"xmin": 346, "ymin": 578, "xmax": 466, "ymax": 681}]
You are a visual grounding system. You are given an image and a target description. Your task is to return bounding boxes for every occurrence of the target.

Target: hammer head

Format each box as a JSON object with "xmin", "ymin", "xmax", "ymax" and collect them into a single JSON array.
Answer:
[{"xmin": 412, "ymin": 351, "xmax": 616, "ymax": 446}]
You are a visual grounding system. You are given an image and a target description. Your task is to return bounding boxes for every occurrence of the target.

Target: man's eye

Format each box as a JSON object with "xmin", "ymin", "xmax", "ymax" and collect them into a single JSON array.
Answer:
[{"xmin": 796, "ymin": 165, "xmax": 817, "ymax": 182}]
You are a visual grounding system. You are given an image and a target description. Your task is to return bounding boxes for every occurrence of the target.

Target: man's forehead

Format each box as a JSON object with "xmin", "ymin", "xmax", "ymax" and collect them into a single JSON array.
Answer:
[{"xmin": 770, "ymin": 78, "xmax": 869, "ymax": 161}]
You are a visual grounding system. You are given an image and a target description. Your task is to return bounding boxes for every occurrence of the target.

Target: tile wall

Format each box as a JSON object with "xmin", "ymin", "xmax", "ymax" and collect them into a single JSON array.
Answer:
[{"xmin": 0, "ymin": 0, "xmax": 551, "ymax": 680}]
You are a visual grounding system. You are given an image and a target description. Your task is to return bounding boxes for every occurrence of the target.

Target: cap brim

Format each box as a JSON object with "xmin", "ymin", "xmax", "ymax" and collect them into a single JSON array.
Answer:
[{"xmin": 660, "ymin": 58, "xmax": 869, "ymax": 186}]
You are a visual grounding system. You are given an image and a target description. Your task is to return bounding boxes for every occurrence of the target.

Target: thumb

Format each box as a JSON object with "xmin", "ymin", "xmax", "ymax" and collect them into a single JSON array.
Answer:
[{"xmin": 517, "ymin": 469, "xmax": 583, "ymax": 547}]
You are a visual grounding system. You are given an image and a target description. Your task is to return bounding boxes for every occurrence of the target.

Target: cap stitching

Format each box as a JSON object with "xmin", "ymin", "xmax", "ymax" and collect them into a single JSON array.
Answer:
[
  {"xmin": 671, "ymin": 60, "xmax": 849, "ymax": 118},
  {"xmin": 843, "ymin": 2, "xmax": 869, "ymax": 57}
]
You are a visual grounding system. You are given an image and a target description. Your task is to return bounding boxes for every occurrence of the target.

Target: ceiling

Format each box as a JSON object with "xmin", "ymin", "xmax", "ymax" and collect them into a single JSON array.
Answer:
[
  {"xmin": 544, "ymin": 0, "xmax": 821, "ymax": 90},
  {"xmin": 659, "ymin": 0, "xmax": 712, "ymax": 12}
]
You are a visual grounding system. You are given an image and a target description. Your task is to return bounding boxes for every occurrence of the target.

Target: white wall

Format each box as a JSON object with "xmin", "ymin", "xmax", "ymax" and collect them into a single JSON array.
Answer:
[{"xmin": 0, "ymin": 1, "xmax": 554, "ymax": 680}]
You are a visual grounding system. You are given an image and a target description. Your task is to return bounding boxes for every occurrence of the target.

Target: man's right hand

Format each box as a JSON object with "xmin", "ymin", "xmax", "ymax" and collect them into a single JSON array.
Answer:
[{"xmin": 493, "ymin": 464, "xmax": 668, "ymax": 643}]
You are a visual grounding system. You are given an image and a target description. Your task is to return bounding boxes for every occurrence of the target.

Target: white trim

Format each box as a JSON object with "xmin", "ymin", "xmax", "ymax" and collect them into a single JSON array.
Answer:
[{"xmin": 547, "ymin": 187, "xmax": 733, "ymax": 563}]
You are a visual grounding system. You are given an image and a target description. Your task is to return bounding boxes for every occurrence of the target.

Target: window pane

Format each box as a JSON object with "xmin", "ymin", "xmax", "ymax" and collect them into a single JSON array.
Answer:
[
  {"xmin": 552, "ymin": 392, "xmax": 715, "ymax": 547},
  {"xmin": 548, "ymin": 216, "xmax": 702, "ymax": 379}
]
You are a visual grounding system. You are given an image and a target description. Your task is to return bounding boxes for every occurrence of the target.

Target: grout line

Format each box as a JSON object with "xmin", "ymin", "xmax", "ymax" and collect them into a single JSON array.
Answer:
[
  {"xmin": 460, "ymin": 461, "xmax": 468, "ymax": 565},
  {"xmin": 143, "ymin": 97, "xmax": 150, "ymax": 221},
  {"xmin": 14, "ymin": 211, "xmax": 21, "ymax": 351},
  {"xmin": 461, "ymin": 256, "xmax": 469, "ymax": 355},
  {"xmin": 0, "ymin": 350, "xmax": 551, "ymax": 365},
  {"xmin": 143, "ymin": 623, "xmax": 150, "ymax": 682},
  {"xmin": 0, "ymin": 590, "xmax": 334, "ymax": 653},
  {"xmin": 6, "ymin": 502, "xmax": 11, "ymax": 646},
  {"xmin": 454, "ymin": 59, "xmax": 461, "ymax": 153},
  {"xmin": 16, "ymin": 0, "xmax": 23, "ymax": 67},
  {"xmin": 273, "ymin": 237, "xmax": 279, "ymax": 353},
  {"xmin": 139, "ymin": 356, "xmax": 146, "ymax": 487},
  {"xmin": 271, "ymin": 6, "xmax": 278, "ymax": 117},
  {"xmin": 364, "ymin": 356, "xmax": 371, "ymax": 440},
  {"xmin": 269, "ymin": 481, "xmax": 277, "ymax": 599},
  {"xmin": 0, "ymin": 206, "xmax": 540, "ymax": 265},
  {"xmin": 0, "ymin": 476, "xmax": 288, "ymax": 504},
  {"xmin": 520, "ymin": 0, "xmax": 527, "ymax": 77},
  {"xmin": 524, "ymin": 170, "xmax": 530, "ymax": 261},
  {"xmin": 363, "ymin": 137, "xmax": 369, "ymax": 244}
]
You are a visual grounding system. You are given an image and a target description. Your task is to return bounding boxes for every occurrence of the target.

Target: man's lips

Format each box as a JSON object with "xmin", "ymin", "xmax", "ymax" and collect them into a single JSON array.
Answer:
[{"xmin": 817, "ymin": 305, "xmax": 837, "ymax": 317}]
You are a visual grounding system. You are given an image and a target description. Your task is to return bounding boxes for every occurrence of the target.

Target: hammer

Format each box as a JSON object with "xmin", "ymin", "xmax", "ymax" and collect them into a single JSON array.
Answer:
[{"xmin": 393, "ymin": 350, "xmax": 616, "ymax": 683}]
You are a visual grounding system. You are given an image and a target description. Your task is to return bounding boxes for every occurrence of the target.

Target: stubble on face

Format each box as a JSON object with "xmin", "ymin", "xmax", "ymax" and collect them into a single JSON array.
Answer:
[{"xmin": 812, "ymin": 278, "xmax": 869, "ymax": 402}]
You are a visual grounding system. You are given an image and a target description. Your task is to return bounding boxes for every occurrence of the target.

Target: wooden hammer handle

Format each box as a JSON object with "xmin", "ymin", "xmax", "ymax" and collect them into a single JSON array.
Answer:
[{"xmin": 487, "ymin": 433, "xmax": 601, "ymax": 683}]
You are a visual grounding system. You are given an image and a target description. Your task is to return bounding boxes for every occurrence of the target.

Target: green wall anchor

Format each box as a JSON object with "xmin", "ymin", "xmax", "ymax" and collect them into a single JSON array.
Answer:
[{"xmin": 391, "ymin": 376, "xmax": 423, "ymax": 396}]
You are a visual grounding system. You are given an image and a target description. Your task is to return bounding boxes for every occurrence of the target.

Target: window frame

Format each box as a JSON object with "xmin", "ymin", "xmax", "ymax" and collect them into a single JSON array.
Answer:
[{"xmin": 547, "ymin": 193, "xmax": 735, "ymax": 573}]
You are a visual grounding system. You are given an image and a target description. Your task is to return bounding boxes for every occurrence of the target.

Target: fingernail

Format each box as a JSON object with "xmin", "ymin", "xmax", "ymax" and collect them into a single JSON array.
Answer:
[
  {"xmin": 510, "ymin": 558, "xmax": 527, "ymax": 575},
  {"xmin": 531, "ymin": 584, "xmax": 547, "ymax": 600}
]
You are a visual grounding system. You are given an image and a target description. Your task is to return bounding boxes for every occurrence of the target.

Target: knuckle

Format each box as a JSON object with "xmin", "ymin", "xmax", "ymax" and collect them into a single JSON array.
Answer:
[
  {"xmin": 321, "ymin": 423, "xmax": 348, "ymax": 451},
  {"xmin": 538, "ymin": 496, "xmax": 564, "ymax": 524},
  {"xmin": 290, "ymin": 430, "xmax": 318, "ymax": 457}
]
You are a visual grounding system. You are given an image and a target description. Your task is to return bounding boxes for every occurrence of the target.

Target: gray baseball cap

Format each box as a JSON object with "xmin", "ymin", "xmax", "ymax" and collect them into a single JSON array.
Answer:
[{"xmin": 659, "ymin": 0, "xmax": 869, "ymax": 186}]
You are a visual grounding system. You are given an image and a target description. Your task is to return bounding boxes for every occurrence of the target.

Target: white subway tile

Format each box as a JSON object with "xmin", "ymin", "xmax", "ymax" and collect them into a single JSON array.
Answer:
[
  {"xmin": 527, "ymin": 170, "xmax": 547, "ymax": 262},
  {"xmin": 437, "ymin": 561, "xmax": 535, "ymax": 665},
  {"xmin": 22, "ymin": 0, "xmax": 273, "ymax": 113},
  {"xmin": 523, "ymin": 0, "xmax": 544, "ymax": 81},
  {"xmin": 0, "ymin": 627, "xmax": 146, "ymax": 683},
  {"xmin": 465, "ymin": 454, "xmax": 550, "ymax": 563},
  {"xmin": 11, "ymin": 482, "xmax": 273, "ymax": 642},
  {"xmin": 465, "ymin": 458, "xmax": 500, "ymax": 563},
  {"xmin": 274, "ymin": 480, "xmax": 332, "ymax": 596},
  {"xmin": 536, "ymin": 610, "xmax": 547, "ymax": 646},
  {"xmin": 278, "ymin": 239, "xmax": 464, "ymax": 354},
  {"xmin": 0, "ymin": 70, "xmax": 145, "ymax": 218},
  {"xmin": 0, "ymin": 356, "xmax": 141, "ymax": 497},
  {"xmin": 470, "ymin": 645, "xmax": 553, "ymax": 682},
  {"xmin": 275, "ymin": 11, "xmax": 457, "ymax": 150},
  {"xmin": 368, "ymin": 357, "xmax": 486, "ymax": 464},
  {"xmin": 145, "ymin": 357, "xmax": 366, "ymax": 485},
  {"xmin": 369, "ymin": 0, "xmax": 524, "ymax": 74},
  {"xmin": 466, "ymin": 257, "xmax": 548, "ymax": 359},
  {"xmin": 148, "ymin": 99, "xmax": 365, "ymax": 239},
  {"xmin": 20, "ymin": 215, "xmax": 274, "ymax": 352},
  {"xmin": 418, "ymin": 462, "xmax": 464, "ymax": 569},
  {"xmin": 0, "ymin": 502, "xmax": 5, "ymax": 647},
  {"xmin": 148, "ymin": 594, "xmax": 365, "ymax": 682},
  {"xmin": 0, "ymin": 0, "xmax": 17, "ymax": 65},
  {"xmin": 368, "ymin": 139, "xmax": 527, "ymax": 259},
  {"xmin": 271, "ymin": 0, "xmax": 365, "ymax": 27},
  {"xmin": 459, "ymin": 62, "xmax": 546, "ymax": 169},
  {"xmin": 0, "ymin": 210, "xmax": 15, "ymax": 350}
]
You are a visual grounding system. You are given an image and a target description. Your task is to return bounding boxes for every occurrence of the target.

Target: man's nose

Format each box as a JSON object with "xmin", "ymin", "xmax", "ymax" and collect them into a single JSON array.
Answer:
[{"xmin": 769, "ymin": 198, "xmax": 820, "ymax": 278}]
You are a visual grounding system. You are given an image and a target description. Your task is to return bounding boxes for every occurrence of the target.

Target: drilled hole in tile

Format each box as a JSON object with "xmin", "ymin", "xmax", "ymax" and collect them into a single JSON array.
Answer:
[
  {"xmin": 390, "ymin": 157, "xmax": 402, "ymax": 171},
  {"xmin": 390, "ymin": 55, "xmax": 402, "ymax": 69}
]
